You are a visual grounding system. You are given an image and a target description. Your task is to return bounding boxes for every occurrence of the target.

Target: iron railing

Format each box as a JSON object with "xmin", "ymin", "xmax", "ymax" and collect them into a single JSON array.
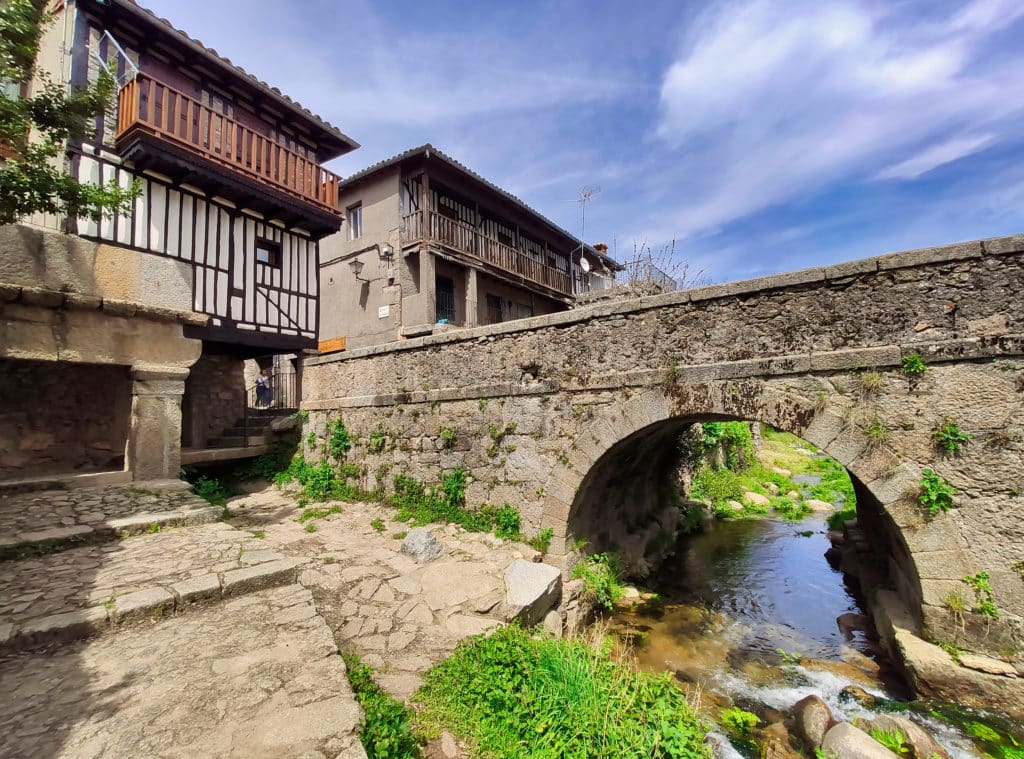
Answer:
[{"xmin": 240, "ymin": 372, "xmax": 298, "ymax": 446}]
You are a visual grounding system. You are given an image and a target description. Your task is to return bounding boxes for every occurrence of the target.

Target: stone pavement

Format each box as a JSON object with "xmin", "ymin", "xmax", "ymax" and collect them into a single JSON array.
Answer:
[
  {"xmin": 226, "ymin": 488, "xmax": 538, "ymax": 700},
  {"xmin": 0, "ymin": 520, "xmax": 298, "ymax": 650},
  {"xmin": 0, "ymin": 480, "xmax": 546, "ymax": 756},
  {"xmin": 0, "ymin": 584, "xmax": 365, "ymax": 758},
  {"xmin": 0, "ymin": 481, "xmax": 220, "ymax": 552}
]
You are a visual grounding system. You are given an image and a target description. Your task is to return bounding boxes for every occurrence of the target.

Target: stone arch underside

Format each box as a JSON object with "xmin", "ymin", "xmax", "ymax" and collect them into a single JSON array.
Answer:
[{"xmin": 542, "ymin": 380, "xmax": 922, "ymax": 620}]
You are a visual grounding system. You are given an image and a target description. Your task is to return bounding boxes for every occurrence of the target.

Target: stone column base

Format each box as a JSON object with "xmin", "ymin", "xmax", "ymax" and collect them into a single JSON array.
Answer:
[{"xmin": 127, "ymin": 365, "xmax": 189, "ymax": 481}]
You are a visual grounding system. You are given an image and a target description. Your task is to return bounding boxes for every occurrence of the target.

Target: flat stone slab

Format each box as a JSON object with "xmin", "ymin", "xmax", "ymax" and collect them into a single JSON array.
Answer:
[
  {"xmin": 0, "ymin": 584, "xmax": 364, "ymax": 758},
  {"xmin": 0, "ymin": 522, "xmax": 298, "ymax": 652},
  {"xmin": 0, "ymin": 483, "xmax": 219, "ymax": 554}
]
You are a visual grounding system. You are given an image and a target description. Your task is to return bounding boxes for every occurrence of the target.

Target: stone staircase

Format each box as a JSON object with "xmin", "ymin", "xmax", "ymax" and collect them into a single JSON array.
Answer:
[{"xmin": 206, "ymin": 409, "xmax": 293, "ymax": 450}]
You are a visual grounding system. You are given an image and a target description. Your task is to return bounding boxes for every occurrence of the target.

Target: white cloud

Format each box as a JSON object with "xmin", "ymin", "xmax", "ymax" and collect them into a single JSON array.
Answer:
[
  {"xmin": 877, "ymin": 134, "xmax": 995, "ymax": 179},
  {"xmin": 651, "ymin": 0, "xmax": 1024, "ymax": 238}
]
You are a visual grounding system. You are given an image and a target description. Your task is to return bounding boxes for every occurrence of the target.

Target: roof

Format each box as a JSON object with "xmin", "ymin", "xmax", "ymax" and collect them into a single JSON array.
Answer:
[
  {"xmin": 339, "ymin": 144, "xmax": 622, "ymax": 270},
  {"xmin": 112, "ymin": 0, "xmax": 359, "ymax": 160}
]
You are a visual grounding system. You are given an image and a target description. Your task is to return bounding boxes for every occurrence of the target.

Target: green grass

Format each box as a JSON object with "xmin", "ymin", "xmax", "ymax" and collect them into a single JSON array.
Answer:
[
  {"xmin": 298, "ymin": 504, "xmax": 343, "ymax": 523},
  {"xmin": 826, "ymin": 505, "xmax": 857, "ymax": 530},
  {"xmin": 416, "ymin": 625, "xmax": 710, "ymax": 758},
  {"xmin": 572, "ymin": 553, "xmax": 625, "ymax": 611},
  {"xmin": 342, "ymin": 652, "xmax": 422, "ymax": 758},
  {"xmin": 370, "ymin": 518, "xmax": 386, "ymax": 532}
]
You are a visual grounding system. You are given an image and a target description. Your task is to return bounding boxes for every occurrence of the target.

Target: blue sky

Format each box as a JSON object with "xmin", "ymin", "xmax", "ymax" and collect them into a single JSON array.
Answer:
[{"xmin": 141, "ymin": 0, "xmax": 1024, "ymax": 283}]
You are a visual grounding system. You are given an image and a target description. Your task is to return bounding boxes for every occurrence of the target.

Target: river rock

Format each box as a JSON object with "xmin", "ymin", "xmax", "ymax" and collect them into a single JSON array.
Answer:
[
  {"xmin": 400, "ymin": 528, "xmax": 443, "ymax": 563},
  {"xmin": 857, "ymin": 714, "xmax": 951, "ymax": 759},
  {"xmin": 838, "ymin": 685, "xmax": 878, "ymax": 709},
  {"xmin": 727, "ymin": 499, "xmax": 744, "ymax": 512},
  {"xmin": 821, "ymin": 722, "xmax": 901, "ymax": 759},
  {"xmin": 504, "ymin": 560, "xmax": 561, "ymax": 626},
  {"xmin": 762, "ymin": 722, "xmax": 803, "ymax": 759},
  {"xmin": 836, "ymin": 612, "xmax": 871, "ymax": 638},
  {"xmin": 743, "ymin": 491, "xmax": 770, "ymax": 507},
  {"xmin": 804, "ymin": 498, "xmax": 834, "ymax": 512},
  {"xmin": 791, "ymin": 694, "xmax": 833, "ymax": 750}
]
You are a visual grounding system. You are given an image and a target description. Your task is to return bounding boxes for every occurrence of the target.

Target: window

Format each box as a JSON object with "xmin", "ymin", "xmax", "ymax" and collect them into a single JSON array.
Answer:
[
  {"xmin": 255, "ymin": 238, "xmax": 281, "ymax": 267},
  {"xmin": 435, "ymin": 275, "xmax": 456, "ymax": 323},
  {"xmin": 485, "ymin": 294, "xmax": 505, "ymax": 324},
  {"xmin": 347, "ymin": 203, "xmax": 363, "ymax": 240}
]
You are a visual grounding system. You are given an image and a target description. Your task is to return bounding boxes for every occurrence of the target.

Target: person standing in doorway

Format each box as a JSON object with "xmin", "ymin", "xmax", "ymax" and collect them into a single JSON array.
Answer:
[{"xmin": 256, "ymin": 367, "xmax": 272, "ymax": 408}]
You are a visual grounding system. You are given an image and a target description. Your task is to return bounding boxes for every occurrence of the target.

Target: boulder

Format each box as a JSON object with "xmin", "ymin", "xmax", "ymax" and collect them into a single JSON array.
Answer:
[
  {"xmin": 400, "ymin": 528, "xmax": 442, "ymax": 564},
  {"xmin": 836, "ymin": 612, "xmax": 871, "ymax": 639},
  {"xmin": 821, "ymin": 722, "xmax": 901, "ymax": 759},
  {"xmin": 504, "ymin": 560, "xmax": 561, "ymax": 626},
  {"xmin": 857, "ymin": 715, "xmax": 951, "ymax": 759},
  {"xmin": 791, "ymin": 694, "xmax": 833, "ymax": 750},
  {"xmin": 805, "ymin": 498, "xmax": 834, "ymax": 512},
  {"xmin": 727, "ymin": 499, "xmax": 744, "ymax": 512},
  {"xmin": 838, "ymin": 685, "xmax": 877, "ymax": 709},
  {"xmin": 542, "ymin": 610, "xmax": 563, "ymax": 638},
  {"xmin": 742, "ymin": 491, "xmax": 770, "ymax": 507}
]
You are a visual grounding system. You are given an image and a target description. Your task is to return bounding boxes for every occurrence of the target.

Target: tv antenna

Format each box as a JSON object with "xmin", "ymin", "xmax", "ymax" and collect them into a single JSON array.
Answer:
[{"xmin": 569, "ymin": 185, "xmax": 600, "ymax": 259}]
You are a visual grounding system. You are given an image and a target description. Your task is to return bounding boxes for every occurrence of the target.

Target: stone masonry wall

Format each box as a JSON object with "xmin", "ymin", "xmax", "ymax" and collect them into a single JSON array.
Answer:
[
  {"xmin": 0, "ymin": 359, "xmax": 131, "ymax": 479},
  {"xmin": 302, "ymin": 234, "xmax": 1024, "ymax": 657},
  {"xmin": 182, "ymin": 353, "xmax": 246, "ymax": 448}
]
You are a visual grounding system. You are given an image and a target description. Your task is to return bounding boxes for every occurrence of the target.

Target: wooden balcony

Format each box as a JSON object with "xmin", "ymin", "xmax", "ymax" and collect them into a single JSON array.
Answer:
[
  {"xmin": 116, "ymin": 74, "xmax": 341, "ymax": 219},
  {"xmin": 402, "ymin": 210, "xmax": 572, "ymax": 296}
]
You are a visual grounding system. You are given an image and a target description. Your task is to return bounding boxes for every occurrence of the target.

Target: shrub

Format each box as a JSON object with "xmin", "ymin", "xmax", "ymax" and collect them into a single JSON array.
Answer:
[
  {"xmin": 918, "ymin": 469, "xmax": 956, "ymax": 517},
  {"xmin": 342, "ymin": 652, "xmax": 421, "ymax": 757},
  {"xmin": 492, "ymin": 504, "xmax": 522, "ymax": 541},
  {"xmin": 932, "ymin": 419, "xmax": 971, "ymax": 455},
  {"xmin": 193, "ymin": 476, "xmax": 227, "ymax": 507},
  {"xmin": 416, "ymin": 626, "xmax": 709, "ymax": 758},
  {"xmin": 572, "ymin": 553, "xmax": 624, "ymax": 611}
]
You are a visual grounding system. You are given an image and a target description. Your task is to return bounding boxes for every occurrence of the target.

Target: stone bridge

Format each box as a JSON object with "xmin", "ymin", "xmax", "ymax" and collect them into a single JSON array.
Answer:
[{"xmin": 304, "ymin": 234, "xmax": 1024, "ymax": 667}]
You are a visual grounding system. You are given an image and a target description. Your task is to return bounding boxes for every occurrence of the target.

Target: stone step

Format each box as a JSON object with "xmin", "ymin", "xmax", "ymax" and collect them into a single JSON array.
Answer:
[
  {"xmin": 0, "ymin": 521, "xmax": 302, "ymax": 653},
  {"xmin": 0, "ymin": 482, "xmax": 220, "ymax": 558}
]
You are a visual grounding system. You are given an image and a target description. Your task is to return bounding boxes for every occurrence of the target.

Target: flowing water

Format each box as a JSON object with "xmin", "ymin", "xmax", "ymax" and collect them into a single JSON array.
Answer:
[{"xmin": 612, "ymin": 514, "xmax": 1001, "ymax": 758}]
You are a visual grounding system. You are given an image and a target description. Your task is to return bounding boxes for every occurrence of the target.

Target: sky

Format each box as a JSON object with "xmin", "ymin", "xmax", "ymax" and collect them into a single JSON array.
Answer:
[{"xmin": 140, "ymin": 0, "xmax": 1024, "ymax": 283}]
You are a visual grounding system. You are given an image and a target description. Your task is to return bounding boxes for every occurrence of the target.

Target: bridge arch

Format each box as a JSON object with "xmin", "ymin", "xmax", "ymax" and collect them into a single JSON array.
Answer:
[{"xmin": 538, "ymin": 380, "xmax": 923, "ymax": 618}]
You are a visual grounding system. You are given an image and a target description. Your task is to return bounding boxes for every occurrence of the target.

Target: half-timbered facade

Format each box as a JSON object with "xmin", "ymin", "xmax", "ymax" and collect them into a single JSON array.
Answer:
[
  {"xmin": 0, "ymin": 0, "xmax": 358, "ymax": 484},
  {"xmin": 319, "ymin": 145, "xmax": 619, "ymax": 351}
]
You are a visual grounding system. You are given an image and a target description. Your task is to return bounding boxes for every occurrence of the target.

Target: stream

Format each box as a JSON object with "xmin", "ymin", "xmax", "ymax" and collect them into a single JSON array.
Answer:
[{"xmin": 611, "ymin": 513, "xmax": 1005, "ymax": 758}]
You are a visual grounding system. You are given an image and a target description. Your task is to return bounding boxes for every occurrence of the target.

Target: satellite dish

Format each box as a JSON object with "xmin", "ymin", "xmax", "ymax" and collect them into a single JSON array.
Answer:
[{"xmin": 579, "ymin": 257, "xmax": 591, "ymax": 273}]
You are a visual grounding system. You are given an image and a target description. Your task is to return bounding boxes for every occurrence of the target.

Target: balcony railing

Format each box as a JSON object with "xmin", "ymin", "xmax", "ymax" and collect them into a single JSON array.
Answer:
[
  {"xmin": 402, "ymin": 210, "xmax": 571, "ymax": 296},
  {"xmin": 116, "ymin": 73, "xmax": 341, "ymax": 216}
]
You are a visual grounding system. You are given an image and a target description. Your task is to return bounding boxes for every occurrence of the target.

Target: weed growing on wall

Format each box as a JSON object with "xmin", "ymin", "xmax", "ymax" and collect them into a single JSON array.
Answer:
[
  {"xmin": 918, "ymin": 469, "xmax": 956, "ymax": 517},
  {"xmin": 388, "ymin": 468, "xmax": 522, "ymax": 540},
  {"xmin": 962, "ymin": 572, "xmax": 999, "ymax": 619},
  {"xmin": 932, "ymin": 419, "xmax": 971, "ymax": 455},
  {"xmin": 327, "ymin": 419, "xmax": 352, "ymax": 459},
  {"xmin": 415, "ymin": 625, "xmax": 710, "ymax": 758}
]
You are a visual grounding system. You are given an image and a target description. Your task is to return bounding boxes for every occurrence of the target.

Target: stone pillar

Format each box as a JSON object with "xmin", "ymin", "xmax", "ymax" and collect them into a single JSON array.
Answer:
[
  {"xmin": 465, "ymin": 267, "xmax": 479, "ymax": 327},
  {"xmin": 421, "ymin": 249, "xmax": 436, "ymax": 325},
  {"xmin": 126, "ymin": 365, "xmax": 189, "ymax": 481}
]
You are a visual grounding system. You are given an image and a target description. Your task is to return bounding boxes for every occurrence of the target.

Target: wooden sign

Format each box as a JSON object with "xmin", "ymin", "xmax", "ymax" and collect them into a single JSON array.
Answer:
[{"xmin": 318, "ymin": 336, "xmax": 347, "ymax": 354}]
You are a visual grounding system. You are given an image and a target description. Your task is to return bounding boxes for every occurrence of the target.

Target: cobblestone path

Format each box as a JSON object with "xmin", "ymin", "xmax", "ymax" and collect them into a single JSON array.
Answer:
[{"xmin": 0, "ymin": 481, "xmax": 540, "ymax": 757}]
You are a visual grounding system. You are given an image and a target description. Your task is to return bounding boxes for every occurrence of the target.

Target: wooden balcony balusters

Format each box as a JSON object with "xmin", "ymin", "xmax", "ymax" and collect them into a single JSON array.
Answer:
[
  {"xmin": 117, "ymin": 74, "xmax": 341, "ymax": 216},
  {"xmin": 401, "ymin": 209, "xmax": 572, "ymax": 296}
]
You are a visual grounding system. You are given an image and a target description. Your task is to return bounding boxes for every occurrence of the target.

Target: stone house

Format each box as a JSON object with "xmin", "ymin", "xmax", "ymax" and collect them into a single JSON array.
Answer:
[
  {"xmin": 0, "ymin": 0, "xmax": 359, "ymax": 484},
  {"xmin": 318, "ymin": 145, "xmax": 620, "ymax": 351}
]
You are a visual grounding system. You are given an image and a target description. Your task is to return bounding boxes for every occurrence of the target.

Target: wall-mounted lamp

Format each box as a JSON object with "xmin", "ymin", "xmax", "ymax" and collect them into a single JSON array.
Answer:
[
  {"xmin": 349, "ymin": 258, "xmax": 366, "ymax": 281},
  {"xmin": 379, "ymin": 243, "xmax": 393, "ymax": 260}
]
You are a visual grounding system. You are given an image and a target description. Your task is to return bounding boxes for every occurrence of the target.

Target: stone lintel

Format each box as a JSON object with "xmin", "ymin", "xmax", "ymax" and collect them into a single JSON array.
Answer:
[
  {"xmin": 809, "ymin": 345, "xmax": 902, "ymax": 372},
  {"xmin": 19, "ymin": 286, "xmax": 64, "ymax": 308},
  {"xmin": 131, "ymin": 379, "xmax": 186, "ymax": 397},
  {"xmin": 877, "ymin": 240, "xmax": 982, "ymax": 270},
  {"xmin": 132, "ymin": 365, "xmax": 191, "ymax": 383}
]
